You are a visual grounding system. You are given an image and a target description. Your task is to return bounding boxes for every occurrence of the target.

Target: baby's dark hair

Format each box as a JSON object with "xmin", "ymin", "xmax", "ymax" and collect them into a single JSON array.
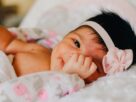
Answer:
[{"xmin": 86, "ymin": 11, "xmax": 136, "ymax": 64}]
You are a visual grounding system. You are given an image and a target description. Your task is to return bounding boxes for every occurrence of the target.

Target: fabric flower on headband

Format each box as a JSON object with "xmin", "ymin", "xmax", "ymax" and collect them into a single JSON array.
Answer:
[{"xmin": 102, "ymin": 47, "xmax": 133, "ymax": 75}]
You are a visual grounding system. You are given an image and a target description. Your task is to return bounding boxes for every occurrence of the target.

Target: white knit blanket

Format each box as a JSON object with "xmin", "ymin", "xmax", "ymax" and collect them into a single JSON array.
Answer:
[{"xmin": 59, "ymin": 65, "xmax": 136, "ymax": 102}]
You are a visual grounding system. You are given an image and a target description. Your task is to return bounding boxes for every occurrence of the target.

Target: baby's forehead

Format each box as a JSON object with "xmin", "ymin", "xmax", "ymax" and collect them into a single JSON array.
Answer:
[
  {"xmin": 70, "ymin": 26, "xmax": 98, "ymax": 38},
  {"xmin": 75, "ymin": 25, "xmax": 96, "ymax": 33}
]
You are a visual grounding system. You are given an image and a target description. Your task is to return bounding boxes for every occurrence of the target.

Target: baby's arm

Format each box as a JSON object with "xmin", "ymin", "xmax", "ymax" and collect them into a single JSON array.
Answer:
[
  {"xmin": 0, "ymin": 26, "xmax": 49, "ymax": 54},
  {"xmin": 0, "ymin": 26, "xmax": 26, "ymax": 54},
  {"xmin": 0, "ymin": 26, "xmax": 15, "ymax": 53},
  {"xmin": 62, "ymin": 54, "xmax": 97, "ymax": 79},
  {"xmin": 0, "ymin": 27, "xmax": 51, "ymax": 76}
]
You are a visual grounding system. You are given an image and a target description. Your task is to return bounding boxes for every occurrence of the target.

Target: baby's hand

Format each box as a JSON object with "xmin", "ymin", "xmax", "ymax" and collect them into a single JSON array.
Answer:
[{"xmin": 63, "ymin": 54, "xmax": 97, "ymax": 79}]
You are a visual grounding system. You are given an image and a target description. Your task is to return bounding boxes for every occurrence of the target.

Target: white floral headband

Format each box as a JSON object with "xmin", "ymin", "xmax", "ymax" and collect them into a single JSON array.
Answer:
[{"xmin": 82, "ymin": 21, "xmax": 133, "ymax": 75}]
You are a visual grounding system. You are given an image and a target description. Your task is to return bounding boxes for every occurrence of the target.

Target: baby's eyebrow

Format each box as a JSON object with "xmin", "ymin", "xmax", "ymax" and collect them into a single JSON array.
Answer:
[
  {"xmin": 71, "ymin": 32, "xmax": 82, "ymax": 39},
  {"xmin": 64, "ymin": 31, "xmax": 77, "ymax": 38},
  {"xmin": 85, "ymin": 29, "xmax": 96, "ymax": 34}
]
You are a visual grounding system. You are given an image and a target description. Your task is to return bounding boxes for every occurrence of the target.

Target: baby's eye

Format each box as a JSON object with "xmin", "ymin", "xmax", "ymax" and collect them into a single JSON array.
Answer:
[{"xmin": 73, "ymin": 39, "xmax": 80, "ymax": 48}]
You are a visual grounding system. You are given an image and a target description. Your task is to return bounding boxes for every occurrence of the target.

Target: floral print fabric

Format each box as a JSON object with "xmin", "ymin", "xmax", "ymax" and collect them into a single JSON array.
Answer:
[
  {"xmin": 0, "ymin": 72, "xmax": 85, "ymax": 102},
  {"xmin": 8, "ymin": 27, "xmax": 63, "ymax": 48}
]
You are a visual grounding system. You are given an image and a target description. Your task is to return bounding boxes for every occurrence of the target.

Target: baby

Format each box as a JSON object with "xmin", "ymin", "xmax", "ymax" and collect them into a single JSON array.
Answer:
[{"xmin": 0, "ymin": 12, "xmax": 135, "ymax": 83}]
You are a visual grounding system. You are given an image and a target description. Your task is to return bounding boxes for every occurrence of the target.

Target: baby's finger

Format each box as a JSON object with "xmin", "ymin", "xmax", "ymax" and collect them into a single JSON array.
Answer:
[
  {"xmin": 79, "ymin": 62, "xmax": 97, "ymax": 79},
  {"xmin": 84, "ymin": 57, "xmax": 92, "ymax": 69},
  {"xmin": 63, "ymin": 54, "xmax": 78, "ymax": 73},
  {"xmin": 88, "ymin": 62, "xmax": 97, "ymax": 75},
  {"xmin": 78, "ymin": 54, "xmax": 84, "ymax": 65}
]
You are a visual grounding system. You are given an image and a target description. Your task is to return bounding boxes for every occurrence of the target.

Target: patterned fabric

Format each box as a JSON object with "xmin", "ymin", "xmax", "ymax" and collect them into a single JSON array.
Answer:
[
  {"xmin": 8, "ymin": 27, "xmax": 63, "ymax": 48},
  {"xmin": 0, "ymin": 72, "xmax": 85, "ymax": 102}
]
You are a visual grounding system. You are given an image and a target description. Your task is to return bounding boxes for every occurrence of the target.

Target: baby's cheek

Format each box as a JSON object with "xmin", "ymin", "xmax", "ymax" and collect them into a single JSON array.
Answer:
[{"xmin": 51, "ymin": 57, "xmax": 64, "ymax": 71}]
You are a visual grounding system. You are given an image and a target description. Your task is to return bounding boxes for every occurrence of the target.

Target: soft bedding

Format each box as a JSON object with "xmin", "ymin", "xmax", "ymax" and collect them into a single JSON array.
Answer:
[
  {"xmin": 20, "ymin": 0, "xmax": 136, "ymax": 37},
  {"xmin": 59, "ymin": 65, "xmax": 136, "ymax": 102},
  {"xmin": 0, "ymin": 70, "xmax": 84, "ymax": 102}
]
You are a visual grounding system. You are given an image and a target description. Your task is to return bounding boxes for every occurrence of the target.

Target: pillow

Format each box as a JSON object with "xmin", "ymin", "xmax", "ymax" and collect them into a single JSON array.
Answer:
[
  {"xmin": 21, "ymin": 0, "xmax": 136, "ymax": 37},
  {"xmin": 129, "ymin": 0, "xmax": 136, "ymax": 6},
  {"xmin": 20, "ymin": 0, "xmax": 72, "ymax": 28}
]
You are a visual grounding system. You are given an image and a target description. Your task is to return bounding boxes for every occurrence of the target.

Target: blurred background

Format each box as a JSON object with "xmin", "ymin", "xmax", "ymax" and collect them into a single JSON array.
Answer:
[
  {"xmin": 0, "ymin": 0, "xmax": 34, "ymax": 27},
  {"xmin": 0, "ymin": 0, "xmax": 136, "ymax": 27}
]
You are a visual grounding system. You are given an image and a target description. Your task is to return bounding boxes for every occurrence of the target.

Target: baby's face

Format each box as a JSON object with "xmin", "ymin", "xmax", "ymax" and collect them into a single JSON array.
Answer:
[{"xmin": 51, "ymin": 26, "xmax": 107, "ymax": 83}]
